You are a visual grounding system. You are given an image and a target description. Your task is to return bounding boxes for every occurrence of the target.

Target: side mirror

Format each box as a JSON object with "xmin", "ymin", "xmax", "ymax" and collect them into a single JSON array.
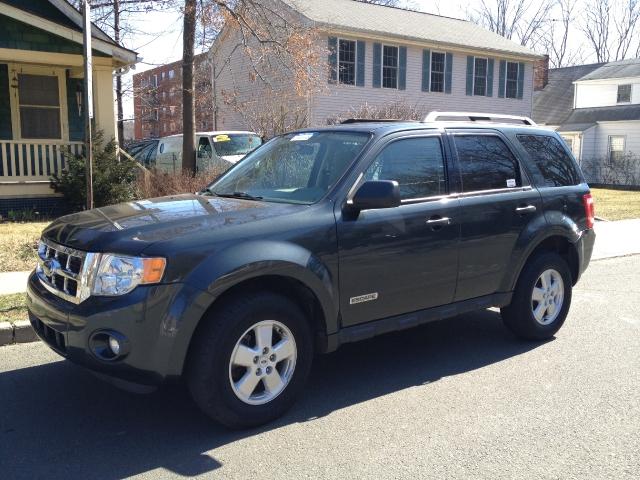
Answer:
[{"xmin": 349, "ymin": 180, "xmax": 401, "ymax": 211}]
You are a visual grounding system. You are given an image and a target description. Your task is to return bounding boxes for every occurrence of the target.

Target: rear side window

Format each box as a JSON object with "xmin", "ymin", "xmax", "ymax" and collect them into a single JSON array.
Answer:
[
  {"xmin": 453, "ymin": 135, "xmax": 522, "ymax": 192},
  {"xmin": 364, "ymin": 136, "xmax": 446, "ymax": 199},
  {"xmin": 517, "ymin": 134, "xmax": 581, "ymax": 187}
]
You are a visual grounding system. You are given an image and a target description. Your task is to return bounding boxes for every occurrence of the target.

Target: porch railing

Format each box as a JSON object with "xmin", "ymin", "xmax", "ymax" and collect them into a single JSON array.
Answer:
[{"xmin": 0, "ymin": 140, "xmax": 83, "ymax": 183}]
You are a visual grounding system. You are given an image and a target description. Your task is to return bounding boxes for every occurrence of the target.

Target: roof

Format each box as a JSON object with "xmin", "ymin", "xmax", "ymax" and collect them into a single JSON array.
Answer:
[
  {"xmin": 280, "ymin": 0, "xmax": 540, "ymax": 59},
  {"xmin": 532, "ymin": 63, "xmax": 604, "ymax": 125},
  {"xmin": 561, "ymin": 105, "xmax": 640, "ymax": 124},
  {"xmin": 0, "ymin": 0, "xmax": 138, "ymax": 64},
  {"xmin": 577, "ymin": 57, "xmax": 640, "ymax": 81}
]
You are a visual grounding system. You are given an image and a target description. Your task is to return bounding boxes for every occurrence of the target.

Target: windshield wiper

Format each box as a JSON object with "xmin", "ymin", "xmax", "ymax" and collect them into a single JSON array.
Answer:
[{"xmin": 213, "ymin": 191, "xmax": 264, "ymax": 201}]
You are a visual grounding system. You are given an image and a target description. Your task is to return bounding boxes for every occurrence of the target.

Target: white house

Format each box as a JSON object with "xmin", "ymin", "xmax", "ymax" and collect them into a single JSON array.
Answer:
[
  {"xmin": 533, "ymin": 58, "xmax": 640, "ymax": 184},
  {"xmin": 211, "ymin": 0, "xmax": 541, "ymax": 132}
]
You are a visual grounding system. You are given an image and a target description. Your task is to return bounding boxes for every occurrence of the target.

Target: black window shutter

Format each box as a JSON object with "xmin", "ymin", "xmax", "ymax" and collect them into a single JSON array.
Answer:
[
  {"xmin": 487, "ymin": 58, "xmax": 494, "ymax": 97},
  {"xmin": 372, "ymin": 43, "xmax": 382, "ymax": 88},
  {"xmin": 328, "ymin": 37, "xmax": 337, "ymax": 84},
  {"xmin": 466, "ymin": 56, "xmax": 474, "ymax": 96},
  {"xmin": 422, "ymin": 49, "xmax": 430, "ymax": 92},
  {"xmin": 398, "ymin": 46, "xmax": 407, "ymax": 90},
  {"xmin": 498, "ymin": 60, "xmax": 506, "ymax": 98},
  {"xmin": 444, "ymin": 52, "xmax": 453, "ymax": 94},
  {"xmin": 356, "ymin": 40, "xmax": 365, "ymax": 87}
]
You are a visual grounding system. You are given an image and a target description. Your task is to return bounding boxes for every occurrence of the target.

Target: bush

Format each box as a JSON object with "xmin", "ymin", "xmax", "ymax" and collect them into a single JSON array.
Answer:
[
  {"xmin": 581, "ymin": 153, "xmax": 640, "ymax": 187},
  {"xmin": 328, "ymin": 100, "xmax": 425, "ymax": 124},
  {"xmin": 51, "ymin": 131, "xmax": 139, "ymax": 209},
  {"xmin": 134, "ymin": 166, "xmax": 227, "ymax": 199}
]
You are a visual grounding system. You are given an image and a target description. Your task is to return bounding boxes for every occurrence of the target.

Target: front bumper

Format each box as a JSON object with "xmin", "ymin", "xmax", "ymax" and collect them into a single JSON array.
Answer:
[{"xmin": 26, "ymin": 272, "xmax": 211, "ymax": 389}]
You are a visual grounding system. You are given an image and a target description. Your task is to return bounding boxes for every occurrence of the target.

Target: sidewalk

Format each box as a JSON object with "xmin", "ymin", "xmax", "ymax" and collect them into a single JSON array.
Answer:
[
  {"xmin": 0, "ymin": 271, "xmax": 31, "ymax": 295},
  {"xmin": 592, "ymin": 219, "xmax": 640, "ymax": 260}
]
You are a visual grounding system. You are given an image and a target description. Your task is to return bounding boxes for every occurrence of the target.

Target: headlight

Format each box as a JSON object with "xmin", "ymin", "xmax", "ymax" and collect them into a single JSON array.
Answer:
[{"xmin": 92, "ymin": 254, "xmax": 166, "ymax": 296}]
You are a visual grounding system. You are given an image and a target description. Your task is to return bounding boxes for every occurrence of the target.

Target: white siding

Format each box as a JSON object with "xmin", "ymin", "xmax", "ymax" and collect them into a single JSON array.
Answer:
[
  {"xmin": 310, "ymin": 35, "xmax": 534, "ymax": 126},
  {"xmin": 575, "ymin": 80, "xmax": 640, "ymax": 108},
  {"xmin": 584, "ymin": 121, "xmax": 640, "ymax": 159}
]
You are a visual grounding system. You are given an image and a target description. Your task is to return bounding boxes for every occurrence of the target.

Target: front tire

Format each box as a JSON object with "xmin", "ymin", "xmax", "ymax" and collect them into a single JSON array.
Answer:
[
  {"xmin": 186, "ymin": 292, "xmax": 313, "ymax": 428},
  {"xmin": 501, "ymin": 252, "xmax": 572, "ymax": 340}
]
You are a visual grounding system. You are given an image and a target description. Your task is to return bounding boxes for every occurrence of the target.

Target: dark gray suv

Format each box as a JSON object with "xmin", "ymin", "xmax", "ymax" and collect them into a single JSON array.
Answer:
[{"xmin": 27, "ymin": 113, "xmax": 595, "ymax": 428}]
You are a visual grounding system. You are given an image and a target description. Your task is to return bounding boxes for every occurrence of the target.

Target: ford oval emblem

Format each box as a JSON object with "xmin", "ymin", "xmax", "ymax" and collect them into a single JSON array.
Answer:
[{"xmin": 42, "ymin": 258, "xmax": 60, "ymax": 277}]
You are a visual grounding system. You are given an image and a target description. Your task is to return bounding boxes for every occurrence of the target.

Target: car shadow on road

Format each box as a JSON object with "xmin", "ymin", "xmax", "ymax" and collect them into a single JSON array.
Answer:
[{"xmin": 0, "ymin": 309, "xmax": 547, "ymax": 479}]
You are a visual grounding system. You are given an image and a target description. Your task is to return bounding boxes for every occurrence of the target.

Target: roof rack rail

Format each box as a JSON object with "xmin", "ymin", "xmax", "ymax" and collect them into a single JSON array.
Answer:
[
  {"xmin": 340, "ymin": 118, "xmax": 418, "ymax": 124},
  {"xmin": 423, "ymin": 111, "xmax": 537, "ymax": 126}
]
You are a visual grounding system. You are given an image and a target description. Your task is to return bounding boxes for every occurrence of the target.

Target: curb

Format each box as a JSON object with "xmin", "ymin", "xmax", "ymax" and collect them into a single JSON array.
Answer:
[{"xmin": 0, "ymin": 320, "xmax": 39, "ymax": 346}]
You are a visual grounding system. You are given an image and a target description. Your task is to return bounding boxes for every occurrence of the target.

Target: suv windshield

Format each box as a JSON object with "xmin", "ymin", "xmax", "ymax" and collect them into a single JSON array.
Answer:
[
  {"xmin": 212, "ymin": 133, "xmax": 263, "ymax": 157},
  {"xmin": 208, "ymin": 131, "xmax": 370, "ymax": 204}
]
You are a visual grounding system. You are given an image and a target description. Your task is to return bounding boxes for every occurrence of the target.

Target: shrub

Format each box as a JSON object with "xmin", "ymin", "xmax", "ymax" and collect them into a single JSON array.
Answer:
[
  {"xmin": 581, "ymin": 153, "xmax": 640, "ymax": 187},
  {"xmin": 51, "ymin": 131, "xmax": 139, "ymax": 209},
  {"xmin": 328, "ymin": 100, "xmax": 425, "ymax": 124},
  {"xmin": 135, "ymin": 165, "xmax": 228, "ymax": 199}
]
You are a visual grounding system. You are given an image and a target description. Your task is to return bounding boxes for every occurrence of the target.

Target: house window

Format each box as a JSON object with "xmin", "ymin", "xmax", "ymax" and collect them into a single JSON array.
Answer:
[
  {"xmin": 18, "ymin": 73, "xmax": 61, "ymax": 139},
  {"xmin": 338, "ymin": 39, "xmax": 356, "ymax": 85},
  {"xmin": 430, "ymin": 52, "xmax": 445, "ymax": 93},
  {"xmin": 382, "ymin": 45, "xmax": 399, "ymax": 89},
  {"xmin": 473, "ymin": 57, "xmax": 488, "ymax": 96},
  {"xmin": 153, "ymin": 109, "xmax": 158, "ymax": 121},
  {"xmin": 609, "ymin": 136, "xmax": 625, "ymax": 163},
  {"xmin": 168, "ymin": 69, "xmax": 175, "ymax": 79},
  {"xmin": 617, "ymin": 84, "xmax": 631, "ymax": 103},
  {"xmin": 152, "ymin": 74, "xmax": 158, "ymax": 87},
  {"xmin": 506, "ymin": 61, "xmax": 519, "ymax": 98}
]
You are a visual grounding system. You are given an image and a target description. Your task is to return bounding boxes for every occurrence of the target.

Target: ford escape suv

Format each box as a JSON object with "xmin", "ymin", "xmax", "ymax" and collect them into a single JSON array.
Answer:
[{"xmin": 26, "ymin": 112, "xmax": 595, "ymax": 428}]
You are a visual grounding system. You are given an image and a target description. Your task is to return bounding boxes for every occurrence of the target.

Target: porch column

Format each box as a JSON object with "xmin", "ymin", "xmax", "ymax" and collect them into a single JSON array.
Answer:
[{"xmin": 92, "ymin": 66, "xmax": 117, "ymax": 143}]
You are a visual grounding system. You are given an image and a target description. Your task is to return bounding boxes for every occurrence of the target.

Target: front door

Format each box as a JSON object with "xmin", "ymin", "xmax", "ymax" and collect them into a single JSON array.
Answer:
[
  {"xmin": 336, "ymin": 133, "xmax": 460, "ymax": 327},
  {"xmin": 448, "ymin": 130, "xmax": 543, "ymax": 301}
]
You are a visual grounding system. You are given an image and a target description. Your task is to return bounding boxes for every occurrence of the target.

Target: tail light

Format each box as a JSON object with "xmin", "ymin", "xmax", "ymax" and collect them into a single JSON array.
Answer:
[{"xmin": 582, "ymin": 193, "xmax": 595, "ymax": 229}]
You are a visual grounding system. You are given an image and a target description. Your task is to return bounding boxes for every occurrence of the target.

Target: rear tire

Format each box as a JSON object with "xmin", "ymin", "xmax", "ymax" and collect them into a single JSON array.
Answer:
[
  {"xmin": 186, "ymin": 292, "xmax": 313, "ymax": 428},
  {"xmin": 501, "ymin": 252, "xmax": 572, "ymax": 340}
]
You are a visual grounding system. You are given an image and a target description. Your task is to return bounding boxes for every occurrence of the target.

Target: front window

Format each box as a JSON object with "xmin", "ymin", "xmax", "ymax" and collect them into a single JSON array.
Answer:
[
  {"xmin": 18, "ymin": 74, "xmax": 61, "ymax": 139},
  {"xmin": 617, "ymin": 84, "xmax": 631, "ymax": 103},
  {"xmin": 208, "ymin": 131, "xmax": 370, "ymax": 204},
  {"xmin": 382, "ymin": 45, "xmax": 399, "ymax": 89},
  {"xmin": 211, "ymin": 133, "xmax": 263, "ymax": 157},
  {"xmin": 506, "ymin": 61, "xmax": 519, "ymax": 99},
  {"xmin": 609, "ymin": 136, "xmax": 625, "ymax": 163},
  {"xmin": 338, "ymin": 39, "xmax": 356, "ymax": 85},
  {"xmin": 473, "ymin": 57, "xmax": 488, "ymax": 96},
  {"xmin": 430, "ymin": 52, "xmax": 445, "ymax": 93}
]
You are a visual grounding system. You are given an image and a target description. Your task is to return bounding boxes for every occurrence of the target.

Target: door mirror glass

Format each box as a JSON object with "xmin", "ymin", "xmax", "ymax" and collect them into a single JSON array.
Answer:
[{"xmin": 350, "ymin": 180, "xmax": 400, "ymax": 210}]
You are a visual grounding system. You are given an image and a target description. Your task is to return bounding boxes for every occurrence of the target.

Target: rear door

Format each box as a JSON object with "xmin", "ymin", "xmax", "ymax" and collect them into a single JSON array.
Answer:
[
  {"xmin": 447, "ymin": 129, "xmax": 543, "ymax": 301},
  {"xmin": 336, "ymin": 132, "xmax": 460, "ymax": 327}
]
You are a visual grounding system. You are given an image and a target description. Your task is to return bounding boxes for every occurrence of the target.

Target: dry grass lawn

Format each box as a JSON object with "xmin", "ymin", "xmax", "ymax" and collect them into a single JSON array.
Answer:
[
  {"xmin": 0, "ymin": 222, "xmax": 49, "ymax": 272},
  {"xmin": 0, "ymin": 293, "xmax": 27, "ymax": 324},
  {"xmin": 590, "ymin": 188, "xmax": 640, "ymax": 221}
]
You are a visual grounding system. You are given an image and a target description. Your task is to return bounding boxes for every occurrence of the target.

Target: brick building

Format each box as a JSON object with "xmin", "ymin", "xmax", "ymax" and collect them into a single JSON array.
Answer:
[{"xmin": 133, "ymin": 53, "xmax": 213, "ymax": 139}]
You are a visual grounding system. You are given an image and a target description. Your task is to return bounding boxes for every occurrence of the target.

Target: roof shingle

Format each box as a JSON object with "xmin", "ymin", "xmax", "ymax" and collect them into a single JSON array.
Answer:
[
  {"xmin": 577, "ymin": 58, "xmax": 640, "ymax": 81},
  {"xmin": 281, "ymin": 0, "xmax": 539, "ymax": 58}
]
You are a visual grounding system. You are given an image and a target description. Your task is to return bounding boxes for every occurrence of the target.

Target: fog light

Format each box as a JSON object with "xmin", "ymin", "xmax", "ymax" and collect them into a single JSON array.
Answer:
[{"xmin": 108, "ymin": 336, "xmax": 121, "ymax": 355}]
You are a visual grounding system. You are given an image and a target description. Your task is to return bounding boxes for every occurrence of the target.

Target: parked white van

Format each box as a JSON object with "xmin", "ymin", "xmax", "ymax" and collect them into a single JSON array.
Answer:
[{"xmin": 154, "ymin": 131, "xmax": 263, "ymax": 173}]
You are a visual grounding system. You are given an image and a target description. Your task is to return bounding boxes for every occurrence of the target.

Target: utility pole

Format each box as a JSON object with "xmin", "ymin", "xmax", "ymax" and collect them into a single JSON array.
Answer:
[{"xmin": 82, "ymin": 0, "xmax": 94, "ymax": 210}]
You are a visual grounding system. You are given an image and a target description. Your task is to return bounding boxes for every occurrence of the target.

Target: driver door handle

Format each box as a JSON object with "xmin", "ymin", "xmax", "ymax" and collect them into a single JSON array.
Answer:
[
  {"xmin": 515, "ymin": 205, "xmax": 537, "ymax": 214},
  {"xmin": 426, "ymin": 216, "xmax": 451, "ymax": 226}
]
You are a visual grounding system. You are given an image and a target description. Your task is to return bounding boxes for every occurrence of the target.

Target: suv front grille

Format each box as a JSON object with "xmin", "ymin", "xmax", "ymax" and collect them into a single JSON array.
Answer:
[{"xmin": 36, "ymin": 239, "xmax": 92, "ymax": 303}]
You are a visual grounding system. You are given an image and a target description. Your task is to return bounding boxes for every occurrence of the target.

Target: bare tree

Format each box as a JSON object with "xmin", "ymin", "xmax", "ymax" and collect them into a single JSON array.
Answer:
[
  {"xmin": 356, "ymin": 0, "xmax": 402, "ymax": 5},
  {"xmin": 581, "ymin": 0, "xmax": 640, "ymax": 62},
  {"xmin": 182, "ymin": 0, "xmax": 197, "ymax": 173},
  {"xmin": 543, "ymin": 0, "xmax": 583, "ymax": 67},
  {"xmin": 469, "ymin": 0, "xmax": 553, "ymax": 49}
]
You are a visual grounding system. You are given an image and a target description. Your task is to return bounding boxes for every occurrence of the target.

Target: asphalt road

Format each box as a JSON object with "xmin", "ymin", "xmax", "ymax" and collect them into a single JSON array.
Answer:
[{"xmin": 1, "ymin": 256, "xmax": 639, "ymax": 479}]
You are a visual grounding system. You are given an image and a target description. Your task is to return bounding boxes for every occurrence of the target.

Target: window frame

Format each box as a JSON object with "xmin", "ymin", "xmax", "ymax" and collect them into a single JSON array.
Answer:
[
  {"xmin": 617, "ymin": 84, "xmax": 632, "ymax": 104},
  {"xmin": 608, "ymin": 135, "xmax": 626, "ymax": 164},
  {"xmin": 473, "ymin": 57, "xmax": 488, "ymax": 97},
  {"xmin": 450, "ymin": 131, "xmax": 531, "ymax": 196},
  {"xmin": 337, "ymin": 38, "xmax": 358, "ymax": 86},
  {"xmin": 430, "ymin": 50, "xmax": 446, "ymax": 93},
  {"xmin": 505, "ymin": 61, "xmax": 519, "ymax": 99},
  {"xmin": 8, "ymin": 64, "xmax": 68, "ymax": 141},
  {"xmin": 350, "ymin": 133, "xmax": 451, "ymax": 204},
  {"xmin": 381, "ymin": 44, "xmax": 400, "ymax": 90}
]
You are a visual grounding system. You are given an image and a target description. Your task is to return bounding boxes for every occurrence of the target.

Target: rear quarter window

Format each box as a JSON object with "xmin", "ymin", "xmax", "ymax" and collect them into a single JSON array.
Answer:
[{"xmin": 517, "ymin": 134, "xmax": 581, "ymax": 187}]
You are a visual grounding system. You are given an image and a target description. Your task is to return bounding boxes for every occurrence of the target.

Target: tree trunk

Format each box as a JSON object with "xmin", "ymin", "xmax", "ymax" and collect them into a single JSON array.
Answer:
[
  {"xmin": 114, "ymin": 0, "xmax": 124, "ymax": 145},
  {"xmin": 182, "ymin": 0, "xmax": 197, "ymax": 173}
]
